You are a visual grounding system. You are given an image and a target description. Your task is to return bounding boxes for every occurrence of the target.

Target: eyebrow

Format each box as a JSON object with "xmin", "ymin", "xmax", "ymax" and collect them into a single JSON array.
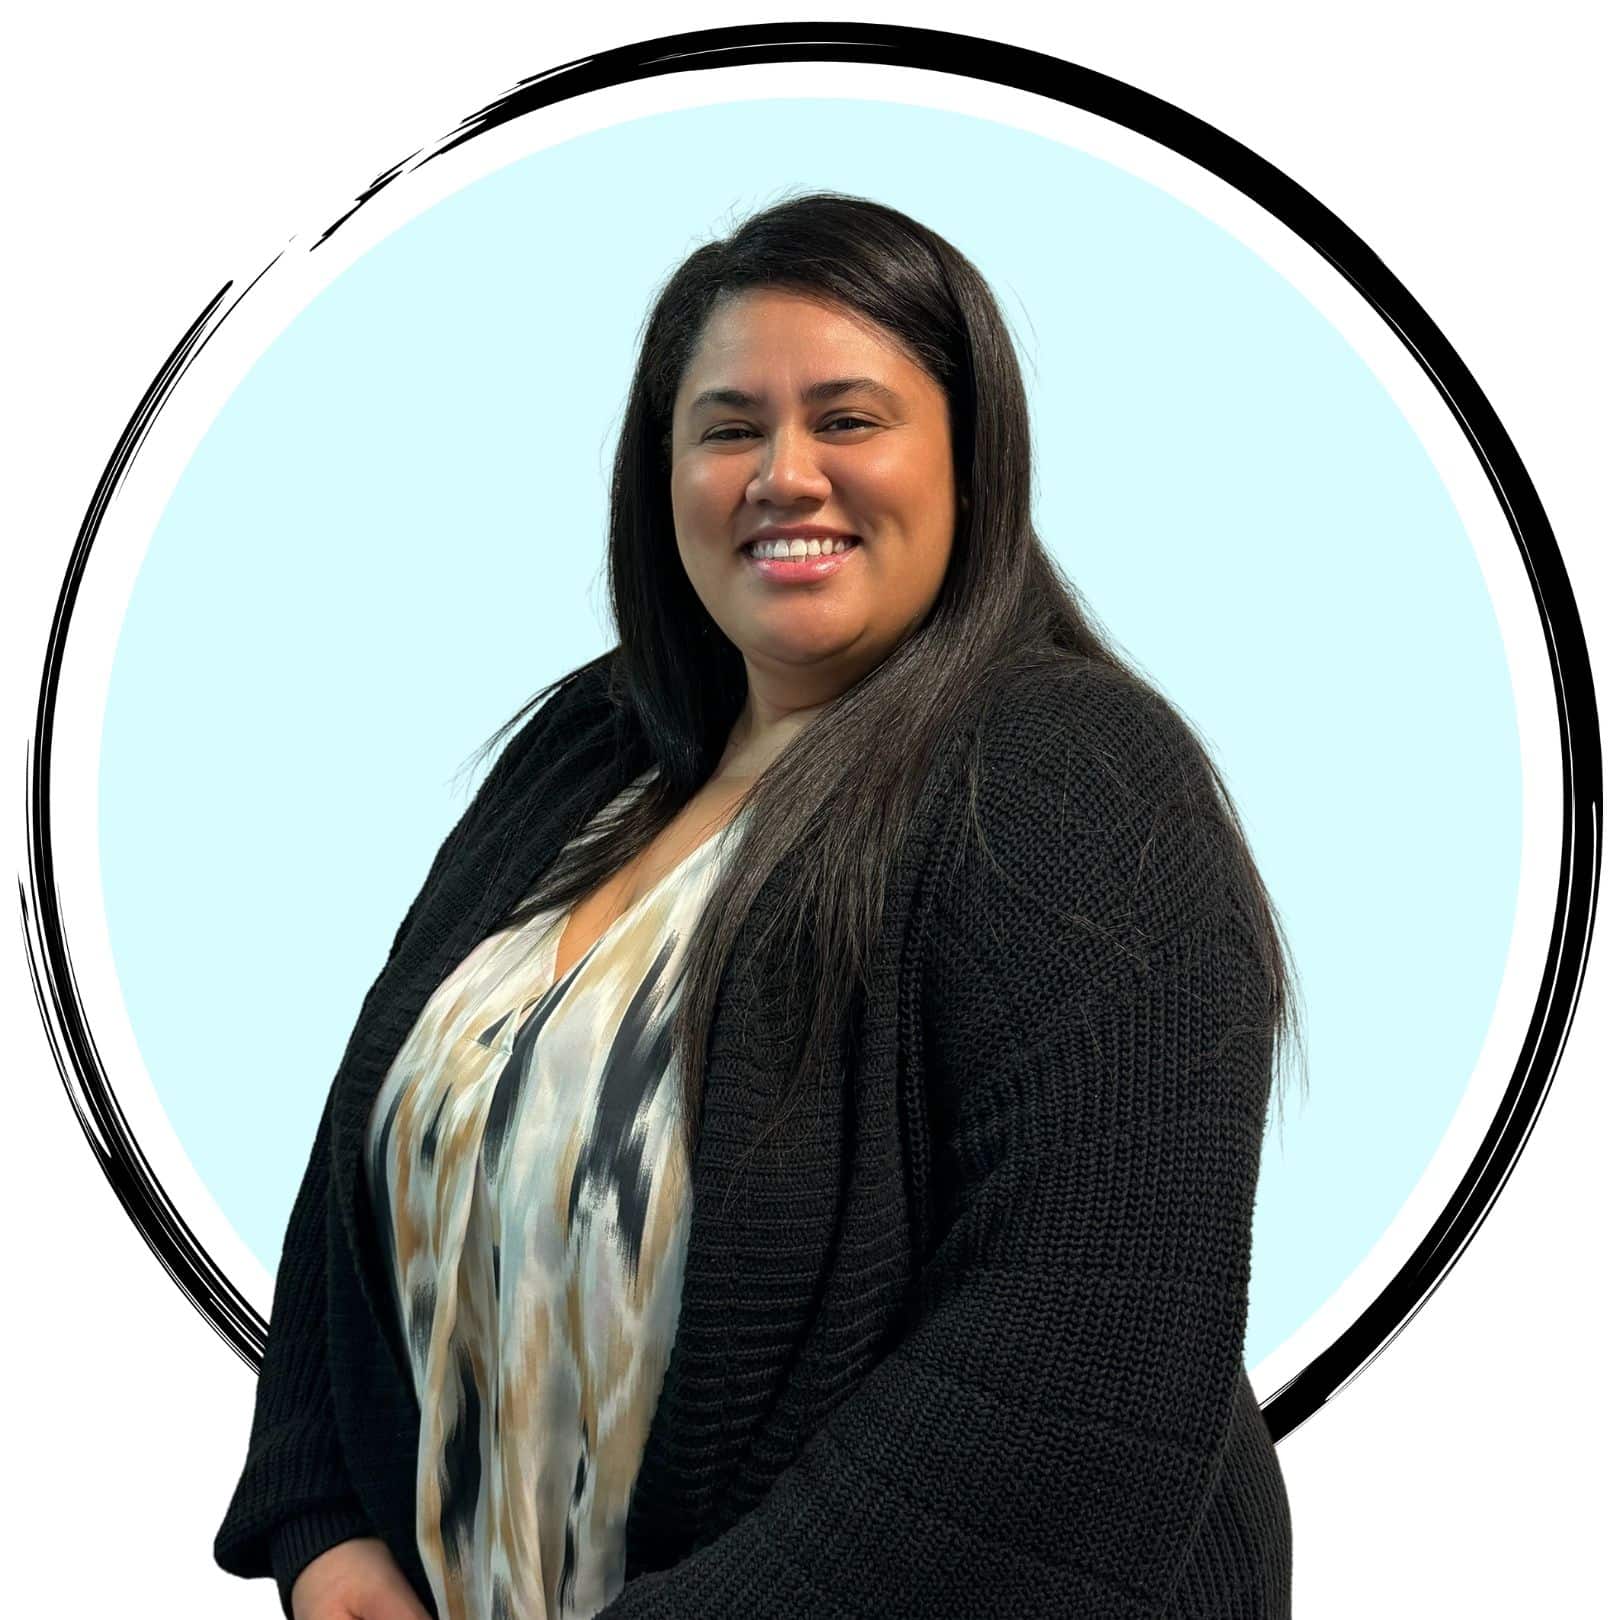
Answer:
[{"xmin": 685, "ymin": 376, "xmax": 906, "ymax": 416}]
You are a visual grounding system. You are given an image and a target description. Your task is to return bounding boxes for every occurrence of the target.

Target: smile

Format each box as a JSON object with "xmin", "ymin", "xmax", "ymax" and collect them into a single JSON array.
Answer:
[
  {"xmin": 741, "ymin": 538, "xmax": 861, "ymax": 582},
  {"xmin": 743, "ymin": 535, "xmax": 856, "ymax": 560}
]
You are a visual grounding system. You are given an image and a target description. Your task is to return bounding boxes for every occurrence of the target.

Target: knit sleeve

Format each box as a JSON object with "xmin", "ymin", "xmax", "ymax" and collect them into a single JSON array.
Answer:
[
  {"xmin": 596, "ymin": 675, "xmax": 1275, "ymax": 1619},
  {"xmin": 212, "ymin": 1082, "xmax": 375, "ymax": 1618}
]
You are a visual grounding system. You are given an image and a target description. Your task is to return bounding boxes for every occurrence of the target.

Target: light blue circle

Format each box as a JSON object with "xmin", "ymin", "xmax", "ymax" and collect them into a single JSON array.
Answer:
[{"xmin": 100, "ymin": 97, "xmax": 1520, "ymax": 1369}]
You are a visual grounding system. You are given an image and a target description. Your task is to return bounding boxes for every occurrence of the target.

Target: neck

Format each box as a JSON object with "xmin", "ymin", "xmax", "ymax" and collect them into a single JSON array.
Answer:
[{"xmin": 717, "ymin": 687, "xmax": 839, "ymax": 782}]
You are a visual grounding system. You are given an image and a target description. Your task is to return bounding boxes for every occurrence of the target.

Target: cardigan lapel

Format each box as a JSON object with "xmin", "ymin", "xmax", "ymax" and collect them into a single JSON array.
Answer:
[
  {"xmin": 620, "ymin": 832, "xmax": 851, "ymax": 1573},
  {"xmin": 621, "ymin": 732, "xmax": 966, "ymax": 1575}
]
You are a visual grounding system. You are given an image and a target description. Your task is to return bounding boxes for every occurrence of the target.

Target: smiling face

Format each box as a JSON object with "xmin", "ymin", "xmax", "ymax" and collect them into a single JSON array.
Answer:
[{"xmin": 669, "ymin": 287, "xmax": 958, "ymax": 715}]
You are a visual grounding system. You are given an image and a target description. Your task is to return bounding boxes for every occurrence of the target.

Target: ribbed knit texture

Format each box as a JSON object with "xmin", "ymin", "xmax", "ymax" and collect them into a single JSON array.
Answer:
[
  {"xmin": 214, "ymin": 655, "xmax": 1291, "ymax": 1618},
  {"xmin": 268, "ymin": 1500, "xmax": 375, "ymax": 1619}
]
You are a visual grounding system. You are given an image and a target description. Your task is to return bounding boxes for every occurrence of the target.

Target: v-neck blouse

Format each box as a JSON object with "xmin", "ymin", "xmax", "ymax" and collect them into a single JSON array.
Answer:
[{"xmin": 363, "ymin": 769, "xmax": 749, "ymax": 1620}]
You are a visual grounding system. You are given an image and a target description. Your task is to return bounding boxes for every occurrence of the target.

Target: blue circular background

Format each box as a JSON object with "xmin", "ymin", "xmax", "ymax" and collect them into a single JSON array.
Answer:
[{"xmin": 100, "ymin": 97, "xmax": 1521, "ymax": 1369}]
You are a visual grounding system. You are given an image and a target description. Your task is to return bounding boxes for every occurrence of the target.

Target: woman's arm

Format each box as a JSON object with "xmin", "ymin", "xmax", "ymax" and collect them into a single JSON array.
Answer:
[
  {"xmin": 597, "ymin": 676, "xmax": 1276, "ymax": 1619},
  {"xmin": 214, "ymin": 659, "xmax": 612, "ymax": 1612},
  {"xmin": 213, "ymin": 1079, "xmax": 376, "ymax": 1616}
]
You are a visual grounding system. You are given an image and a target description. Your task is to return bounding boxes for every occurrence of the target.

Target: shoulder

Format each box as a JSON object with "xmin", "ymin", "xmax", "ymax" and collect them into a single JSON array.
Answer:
[
  {"xmin": 943, "ymin": 657, "xmax": 1222, "ymax": 861},
  {"xmin": 971, "ymin": 658, "xmax": 1211, "ymax": 810},
  {"xmin": 482, "ymin": 653, "xmax": 618, "ymax": 785},
  {"xmin": 449, "ymin": 652, "xmax": 623, "ymax": 854},
  {"xmin": 933, "ymin": 658, "xmax": 1240, "ymax": 966},
  {"xmin": 517, "ymin": 650, "xmax": 618, "ymax": 751}
]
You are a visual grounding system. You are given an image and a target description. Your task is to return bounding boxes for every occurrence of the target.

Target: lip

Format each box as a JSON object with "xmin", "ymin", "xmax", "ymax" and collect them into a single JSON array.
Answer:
[{"xmin": 740, "ymin": 534, "xmax": 862, "ymax": 584}]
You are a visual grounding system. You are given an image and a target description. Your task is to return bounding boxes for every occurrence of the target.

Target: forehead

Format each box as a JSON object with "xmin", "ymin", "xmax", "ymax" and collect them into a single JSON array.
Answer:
[{"xmin": 679, "ymin": 288, "xmax": 918, "ymax": 389}]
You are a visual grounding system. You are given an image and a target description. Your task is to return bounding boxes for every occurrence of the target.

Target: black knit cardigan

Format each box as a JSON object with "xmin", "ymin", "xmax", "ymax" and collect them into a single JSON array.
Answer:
[{"xmin": 213, "ymin": 653, "xmax": 1292, "ymax": 1618}]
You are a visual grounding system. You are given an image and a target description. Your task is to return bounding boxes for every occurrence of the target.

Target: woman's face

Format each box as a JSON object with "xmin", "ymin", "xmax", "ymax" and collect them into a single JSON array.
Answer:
[{"xmin": 670, "ymin": 288, "xmax": 958, "ymax": 703}]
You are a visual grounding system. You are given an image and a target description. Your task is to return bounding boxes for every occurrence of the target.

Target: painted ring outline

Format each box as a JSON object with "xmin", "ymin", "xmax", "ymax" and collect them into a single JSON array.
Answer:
[{"xmin": 19, "ymin": 19, "xmax": 1601, "ymax": 1446}]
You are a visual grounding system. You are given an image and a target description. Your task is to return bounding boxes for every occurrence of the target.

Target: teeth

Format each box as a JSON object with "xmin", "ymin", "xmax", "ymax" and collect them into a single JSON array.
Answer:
[{"xmin": 746, "ymin": 536, "xmax": 854, "ymax": 560}]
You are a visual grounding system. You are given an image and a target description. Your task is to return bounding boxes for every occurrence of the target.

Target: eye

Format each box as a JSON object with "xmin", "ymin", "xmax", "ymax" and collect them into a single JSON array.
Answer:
[{"xmin": 701, "ymin": 415, "xmax": 875, "ymax": 444}]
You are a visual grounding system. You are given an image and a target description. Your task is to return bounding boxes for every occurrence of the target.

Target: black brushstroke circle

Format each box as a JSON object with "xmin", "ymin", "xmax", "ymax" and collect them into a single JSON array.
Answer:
[{"xmin": 19, "ymin": 20, "xmax": 1601, "ymax": 1446}]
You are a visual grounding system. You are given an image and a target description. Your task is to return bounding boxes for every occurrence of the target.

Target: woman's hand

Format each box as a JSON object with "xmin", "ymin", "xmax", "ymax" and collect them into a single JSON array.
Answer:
[{"xmin": 289, "ymin": 1537, "xmax": 433, "ymax": 1620}]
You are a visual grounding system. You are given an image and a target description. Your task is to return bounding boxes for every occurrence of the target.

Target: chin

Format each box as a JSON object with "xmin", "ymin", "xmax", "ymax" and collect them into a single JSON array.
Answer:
[{"xmin": 741, "ymin": 627, "xmax": 866, "ymax": 666}]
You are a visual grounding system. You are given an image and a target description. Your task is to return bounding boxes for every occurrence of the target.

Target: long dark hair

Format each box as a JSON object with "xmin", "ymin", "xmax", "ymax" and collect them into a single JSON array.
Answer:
[{"xmin": 467, "ymin": 187, "xmax": 1307, "ymax": 1163}]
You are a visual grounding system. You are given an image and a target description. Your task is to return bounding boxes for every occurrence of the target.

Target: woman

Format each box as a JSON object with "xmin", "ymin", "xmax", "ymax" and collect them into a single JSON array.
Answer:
[{"xmin": 214, "ymin": 189, "xmax": 1302, "ymax": 1619}]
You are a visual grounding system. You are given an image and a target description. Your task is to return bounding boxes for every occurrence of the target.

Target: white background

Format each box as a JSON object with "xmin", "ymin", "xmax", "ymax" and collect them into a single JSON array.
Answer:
[{"xmin": 3, "ymin": 3, "xmax": 1613, "ymax": 1614}]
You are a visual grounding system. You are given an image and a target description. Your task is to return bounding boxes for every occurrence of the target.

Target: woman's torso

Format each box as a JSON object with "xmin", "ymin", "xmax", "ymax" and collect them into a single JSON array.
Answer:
[{"xmin": 362, "ymin": 768, "xmax": 749, "ymax": 1620}]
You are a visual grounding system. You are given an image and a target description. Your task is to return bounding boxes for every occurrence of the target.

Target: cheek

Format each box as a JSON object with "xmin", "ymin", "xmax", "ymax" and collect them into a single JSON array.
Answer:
[
  {"xmin": 674, "ymin": 457, "xmax": 740, "ymax": 517},
  {"xmin": 856, "ymin": 443, "xmax": 953, "ymax": 522}
]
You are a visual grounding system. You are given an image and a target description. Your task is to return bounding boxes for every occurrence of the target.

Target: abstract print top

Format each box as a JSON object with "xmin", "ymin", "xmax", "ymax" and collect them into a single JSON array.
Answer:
[{"xmin": 363, "ymin": 770, "xmax": 748, "ymax": 1620}]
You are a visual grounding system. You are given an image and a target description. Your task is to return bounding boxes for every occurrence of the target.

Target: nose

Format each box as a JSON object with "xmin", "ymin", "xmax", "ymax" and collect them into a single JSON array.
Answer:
[{"xmin": 746, "ymin": 424, "xmax": 833, "ymax": 508}]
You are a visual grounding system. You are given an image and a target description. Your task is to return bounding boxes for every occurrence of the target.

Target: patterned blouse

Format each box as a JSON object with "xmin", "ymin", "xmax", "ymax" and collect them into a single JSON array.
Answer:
[{"xmin": 364, "ymin": 769, "xmax": 748, "ymax": 1620}]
